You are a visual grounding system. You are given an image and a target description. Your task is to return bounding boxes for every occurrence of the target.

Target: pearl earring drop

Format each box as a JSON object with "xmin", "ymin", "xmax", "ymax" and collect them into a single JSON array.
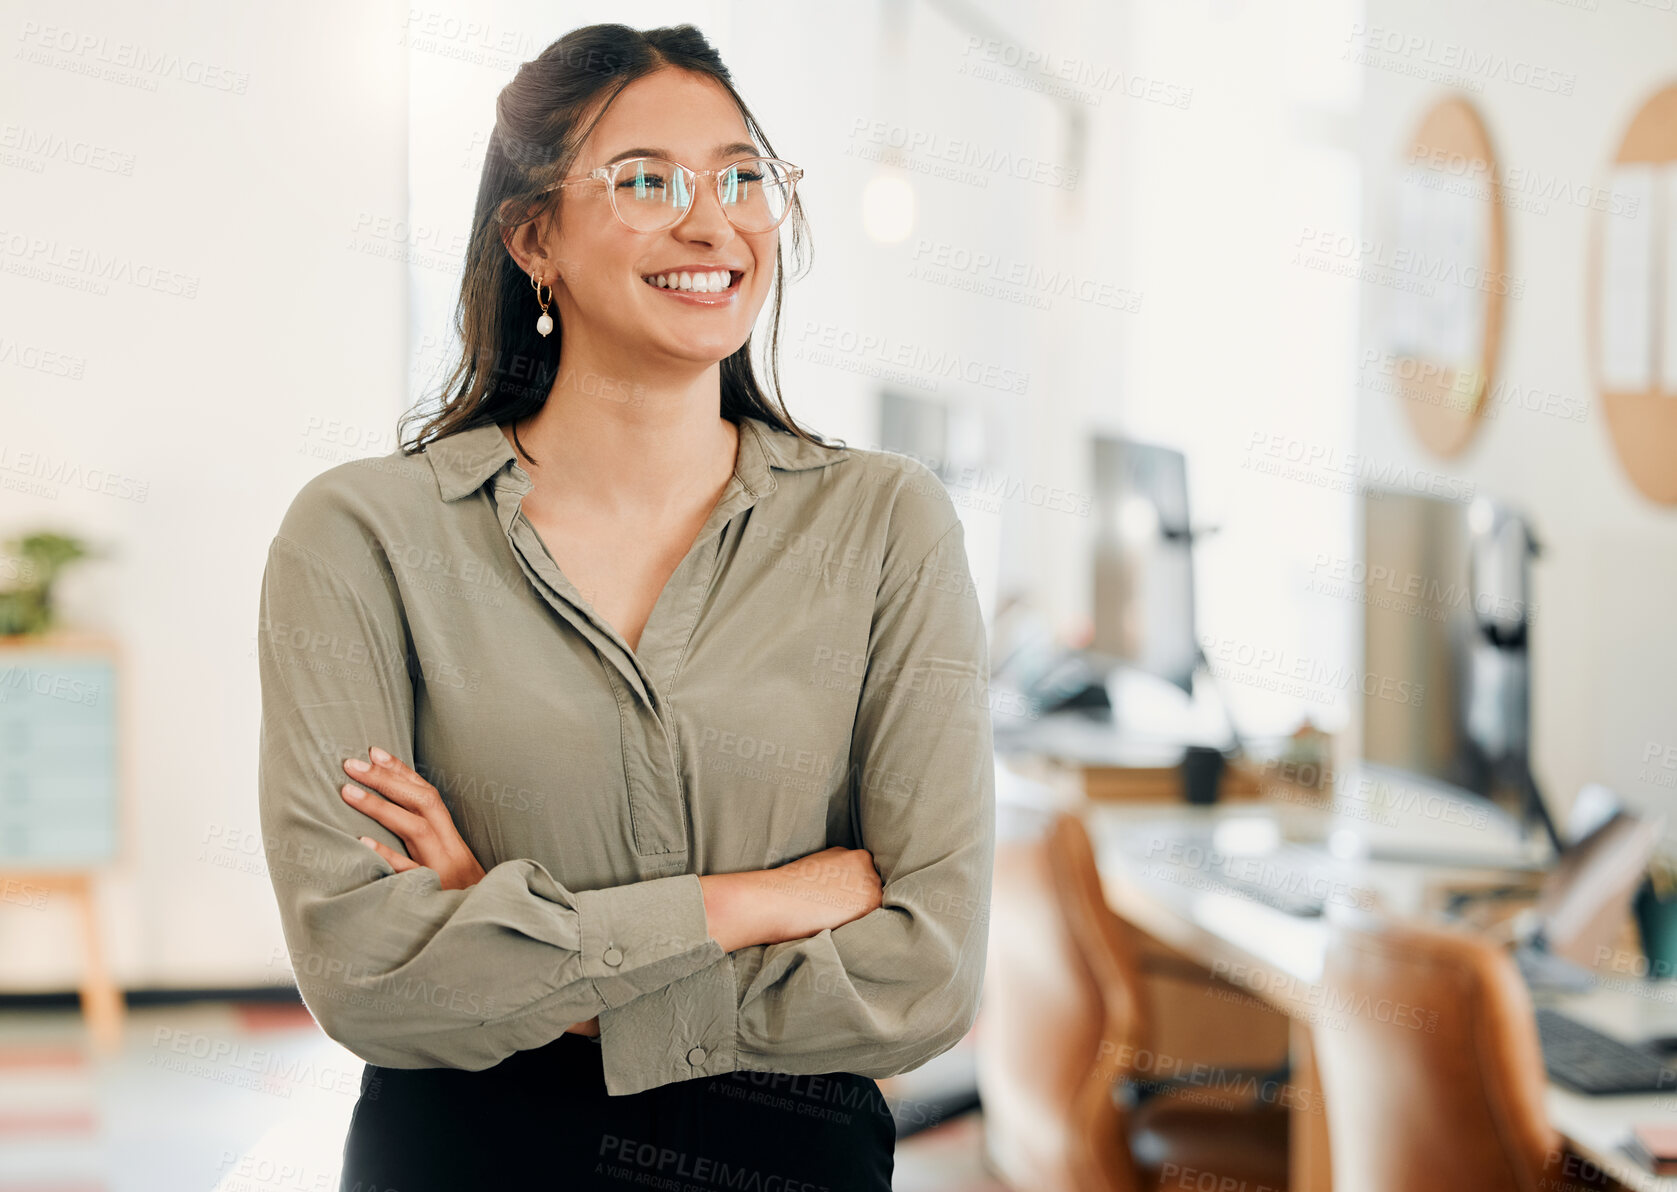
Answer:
[{"xmin": 531, "ymin": 271, "xmax": 553, "ymax": 337}]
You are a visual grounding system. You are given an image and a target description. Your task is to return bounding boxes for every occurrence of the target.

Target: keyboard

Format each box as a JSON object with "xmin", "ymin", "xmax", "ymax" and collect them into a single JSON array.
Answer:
[
  {"xmin": 1206, "ymin": 872, "xmax": 1325, "ymax": 917},
  {"xmin": 1203, "ymin": 842, "xmax": 1334, "ymax": 918},
  {"xmin": 1535, "ymin": 1007, "xmax": 1677, "ymax": 1095}
]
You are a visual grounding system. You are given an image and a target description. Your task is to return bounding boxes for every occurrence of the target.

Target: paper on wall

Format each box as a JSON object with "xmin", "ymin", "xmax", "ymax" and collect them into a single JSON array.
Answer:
[
  {"xmin": 1421, "ymin": 177, "xmax": 1454, "ymax": 362},
  {"xmin": 1661, "ymin": 162, "xmax": 1677, "ymax": 394},
  {"xmin": 1434, "ymin": 175, "xmax": 1486, "ymax": 369},
  {"xmin": 1388, "ymin": 171, "xmax": 1429, "ymax": 360},
  {"xmin": 1600, "ymin": 162, "xmax": 1656, "ymax": 391},
  {"xmin": 1387, "ymin": 164, "xmax": 1491, "ymax": 380}
]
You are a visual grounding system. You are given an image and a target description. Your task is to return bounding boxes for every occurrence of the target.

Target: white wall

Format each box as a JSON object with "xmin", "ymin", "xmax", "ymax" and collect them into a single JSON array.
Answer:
[
  {"xmin": 1353, "ymin": 0, "xmax": 1677, "ymax": 826},
  {"xmin": 1095, "ymin": 0, "xmax": 1366, "ymax": 741},
  {"xmin": 0, "ymin": 0, "xmax": 408, "ymax": 988}
]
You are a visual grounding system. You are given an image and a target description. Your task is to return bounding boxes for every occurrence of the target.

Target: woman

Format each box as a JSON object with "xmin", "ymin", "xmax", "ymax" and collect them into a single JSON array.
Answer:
[{"xmin": 256, "ymin": 22, "xmax": 995, "ymax": 1191}]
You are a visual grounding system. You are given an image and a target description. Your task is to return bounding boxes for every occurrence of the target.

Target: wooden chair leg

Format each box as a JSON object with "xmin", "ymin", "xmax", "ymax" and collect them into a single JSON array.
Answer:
[
  {"xmin": 1290, "ymin": 1019, "xmax": 1331, "ymax": 1192},
  {"xmin": 69, "ymin": 875, "xmax": 124, "ymax": 1053}
]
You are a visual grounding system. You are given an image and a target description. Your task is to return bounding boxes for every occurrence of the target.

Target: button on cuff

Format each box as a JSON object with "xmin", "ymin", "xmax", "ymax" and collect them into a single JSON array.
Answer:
[
  {"xmin": 574, "ymin": 872, "xmax": 723, "ymax": 1008},
  {"xmin": 686, "ymin": 1045, "xmax": 708, "ymax": 1065},
  {"xmin": 597, "ymin": 953, "xmax": 741, "ymax": 1096}
]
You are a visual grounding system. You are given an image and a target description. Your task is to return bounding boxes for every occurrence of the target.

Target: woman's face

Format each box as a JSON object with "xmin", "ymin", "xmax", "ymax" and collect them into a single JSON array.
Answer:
[{"xmin": 533, "ymin": 69, "xmax": 783, "ymax": 375}]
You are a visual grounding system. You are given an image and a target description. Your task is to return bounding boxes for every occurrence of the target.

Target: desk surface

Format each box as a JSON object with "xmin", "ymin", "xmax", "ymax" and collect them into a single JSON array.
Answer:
[{"xmin": 1077, "ymin": 798, "xmax": 1677, "ymax": 1192}]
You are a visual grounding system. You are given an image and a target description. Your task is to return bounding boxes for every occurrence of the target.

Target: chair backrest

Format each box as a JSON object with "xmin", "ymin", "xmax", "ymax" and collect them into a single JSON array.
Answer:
[
  {"xmin": 1312, "ymin": 913, "xmax": 1565, "ymax": 1192},
  {"xmin": 976, "ymin": 810, "xmax": 1146, "ymax": 1192}
]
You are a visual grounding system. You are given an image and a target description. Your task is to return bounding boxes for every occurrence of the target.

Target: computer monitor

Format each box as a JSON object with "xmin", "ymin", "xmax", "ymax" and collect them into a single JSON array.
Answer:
[
  {"xmin": 1358, "ymin": 487, "xmax": 1560, "ymax": 850},
  {"xmin": 1090, "ymin": 436, "xmax": 1198, "ymax": 695}
]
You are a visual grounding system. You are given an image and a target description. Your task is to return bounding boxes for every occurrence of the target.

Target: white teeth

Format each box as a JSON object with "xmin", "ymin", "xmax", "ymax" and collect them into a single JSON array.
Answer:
[{"xmin": 642, "ymin": 270, "xmax": 733, "ymax": 293}]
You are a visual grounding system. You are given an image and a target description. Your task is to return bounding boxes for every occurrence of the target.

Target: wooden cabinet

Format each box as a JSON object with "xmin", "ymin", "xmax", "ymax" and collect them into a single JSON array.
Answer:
[{"xmin": 0, "ymin": 632, "xmax": 125, "ymax": 1048}]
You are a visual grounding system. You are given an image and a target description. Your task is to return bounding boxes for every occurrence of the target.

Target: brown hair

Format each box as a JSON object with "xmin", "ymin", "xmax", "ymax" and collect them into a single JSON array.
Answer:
[{"xmin": 397, "ymin": 22, "xmax": 842, "ymax": 464}]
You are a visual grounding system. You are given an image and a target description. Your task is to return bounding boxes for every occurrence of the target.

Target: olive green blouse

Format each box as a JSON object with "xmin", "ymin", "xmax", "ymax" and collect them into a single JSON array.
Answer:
[{"xmin": 255, "ymin": 413, "xmax": 995, "ymax": 1097}]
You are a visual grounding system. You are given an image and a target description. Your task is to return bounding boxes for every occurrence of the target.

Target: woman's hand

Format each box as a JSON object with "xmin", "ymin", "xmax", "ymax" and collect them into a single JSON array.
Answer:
[
  {"xmin": 341, "ymin": 748, "xmax": 595, "ymax": 1036},
  {"xmin": 340, "ymin": 746, "xmax": 486, "ymax": 891}
]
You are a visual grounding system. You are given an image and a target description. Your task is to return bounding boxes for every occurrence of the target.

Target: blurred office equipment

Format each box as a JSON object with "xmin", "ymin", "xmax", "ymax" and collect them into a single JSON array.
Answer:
[
  {"xmin": 1089, "ymin": 433, "xmax": 1247, "ymax": 755},
  {"xmin": 1090, "ymin": 435, "xmax": 1199, "ymax": 697},
  {"xmin": 1506, "ymin": 797, "xmax": 1668, "ymax": 1071},
  {"xmin": 978, "ymin": 809, "xmax": 1289, "ymax": 1192},
  {"xmin": 992, "ymin": 435, "xmax": 1238, "ymax": 746},
  {"xmin": 1113, "ymin": 815, "xmax": 1343, "ymax": 919},
  {"xmin": 1311, "ymin": 913, "xmax": 1576, "ymax": 1192},
  {"xmin": 1348, "ymin": 487, "xmax": 1663, "ymax": 1004},
  {"xmin": 1495, "ymin": 801, "xmax": 1662, "ymax": 997},
  {"xmin": 1525, "ymin": 805, "xmax": 1663, "ymax": 969},
  {"xmin": 1088, "ymin": 796, "xmax": 1677, "ymax": 1189},
  {"xmin": 1534, "ymin": 1006, "xmax": 1677, "ymax": 1095},
  {"xmin": 992, "ymin": 434, "xmax": 1204, "ymax": 721},
  {"xmin": 1349, "ymin": 490, "xmax": 1562, "ymax": 861}
]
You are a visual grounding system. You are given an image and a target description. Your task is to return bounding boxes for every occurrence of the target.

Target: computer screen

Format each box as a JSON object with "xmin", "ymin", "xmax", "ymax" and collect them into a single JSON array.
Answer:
[
  {"xmin": 1359, "ymin": 488, "xmax": 1547, "ymax": 836},
  {"xmin": 1089, "ymin": 436, "xmax": 1198, "ymax": 695}
]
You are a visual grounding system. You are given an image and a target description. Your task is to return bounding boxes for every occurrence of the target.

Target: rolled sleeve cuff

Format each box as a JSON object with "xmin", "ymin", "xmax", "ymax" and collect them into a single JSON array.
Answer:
[
  {"xmin": 574, "ymin": 873, "xmax": 725, "ymax": 1009},
  {"xmin": 596, "ymin": 955, "xmax": 740, "ymax": 1096}
]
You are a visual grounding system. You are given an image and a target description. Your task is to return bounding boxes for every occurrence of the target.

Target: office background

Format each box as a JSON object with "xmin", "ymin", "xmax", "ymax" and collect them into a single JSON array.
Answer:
[
  {"xmin": 6, "ymin": 0, "xmax": 1671, "ymax": 992},
  {"xmin": 2, "ymin": 0, "xmax": 1676, "ymax": 1186}
]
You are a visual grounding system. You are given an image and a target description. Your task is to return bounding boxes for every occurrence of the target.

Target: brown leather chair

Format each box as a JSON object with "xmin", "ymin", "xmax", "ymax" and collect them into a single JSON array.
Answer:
[
  {"xmin": 976, "ymin": 808, "xmax": 1290, "ymax": 1192},
  {"xmin": 1312, "ymin": 913, "xmax": 1601, "ymax": 1192}
]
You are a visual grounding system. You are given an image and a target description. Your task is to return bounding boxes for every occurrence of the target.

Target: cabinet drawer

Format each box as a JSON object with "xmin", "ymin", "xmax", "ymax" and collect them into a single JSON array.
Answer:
[
  {"xmin": 0, "ymin": 816, "xmax": 117, "ymax": 864},
  {"xmin": 0, "ymin": 654, "xmax": 119, "ymax": 865}
]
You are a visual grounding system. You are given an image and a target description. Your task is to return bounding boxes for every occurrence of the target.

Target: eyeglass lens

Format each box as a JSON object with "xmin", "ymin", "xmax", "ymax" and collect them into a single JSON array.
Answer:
[{"xmin": 613, "ymin": 158, "xmax": 795, "ymax": 233}]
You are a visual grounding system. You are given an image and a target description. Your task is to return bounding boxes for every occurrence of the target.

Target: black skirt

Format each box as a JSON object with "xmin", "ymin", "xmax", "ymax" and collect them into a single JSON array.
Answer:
[{"xmin": 339, "ymin": 1032, "xmax": 897, "ymax": 1191}]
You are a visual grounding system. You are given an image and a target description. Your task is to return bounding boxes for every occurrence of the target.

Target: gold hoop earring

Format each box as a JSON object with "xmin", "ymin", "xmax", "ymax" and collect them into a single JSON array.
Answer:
[{"xmin": 531, "ymin": 271, "xmax": 553, "ymax": 337}]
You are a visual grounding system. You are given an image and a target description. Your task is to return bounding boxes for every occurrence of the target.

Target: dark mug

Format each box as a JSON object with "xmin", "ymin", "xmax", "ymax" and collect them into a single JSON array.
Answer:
[{"xmin": 1180, "ymin": 745, "xmax": 1226, "ymax": 805}]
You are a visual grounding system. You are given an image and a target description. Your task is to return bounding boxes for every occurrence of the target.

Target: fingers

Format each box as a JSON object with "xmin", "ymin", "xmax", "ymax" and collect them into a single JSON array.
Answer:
[
  {"xmin": 343, "ymin": 749, "xmax": 439, "ymax": 817},
  {"xmin": 357, "ymin": 834, "xmax": 418, "ymax": 873},
  {"xmin": 340, "ymin": 776, "xmax": 429, "ymax": 842}
]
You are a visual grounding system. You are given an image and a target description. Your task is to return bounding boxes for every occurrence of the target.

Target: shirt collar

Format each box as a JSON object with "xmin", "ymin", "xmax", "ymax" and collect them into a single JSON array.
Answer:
[{"xmin": 426, "ymin": 413, "xmax": 851, "ymax": 503}]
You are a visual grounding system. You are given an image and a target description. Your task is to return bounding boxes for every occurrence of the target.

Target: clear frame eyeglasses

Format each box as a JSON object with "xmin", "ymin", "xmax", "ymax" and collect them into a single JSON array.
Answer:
[{"xmin": 544, "ymin": 156, "xmax": 804, "ymax": 234}]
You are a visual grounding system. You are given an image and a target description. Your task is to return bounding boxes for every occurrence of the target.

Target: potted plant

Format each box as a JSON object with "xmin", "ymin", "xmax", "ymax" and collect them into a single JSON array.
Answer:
[{"xmin": 0, "ymin": 531, "xmax": 93, "ymax": 637}]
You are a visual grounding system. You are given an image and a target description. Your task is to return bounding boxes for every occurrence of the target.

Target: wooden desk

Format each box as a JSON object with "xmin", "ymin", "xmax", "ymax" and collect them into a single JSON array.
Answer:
[
  {"xmin": 995, "ymin": 735, "xmax": 1293, "ymax": 805},
  {"xmin": 1077, "ymin": 799, "xmax": 1677, "ymax": 1192}
]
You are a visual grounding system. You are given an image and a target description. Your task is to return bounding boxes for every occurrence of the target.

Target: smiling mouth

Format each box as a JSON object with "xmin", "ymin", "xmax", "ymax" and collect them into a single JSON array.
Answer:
[{"xmin": 640, "ymin": 269, "xmax": 742, "ymax": 294}]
